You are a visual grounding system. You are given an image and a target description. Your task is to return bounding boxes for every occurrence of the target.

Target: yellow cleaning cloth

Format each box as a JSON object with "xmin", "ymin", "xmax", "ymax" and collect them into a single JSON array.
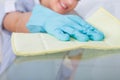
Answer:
[{"xmin": 11, "ymin": 8, "xmax": 120, "ymax": 56}]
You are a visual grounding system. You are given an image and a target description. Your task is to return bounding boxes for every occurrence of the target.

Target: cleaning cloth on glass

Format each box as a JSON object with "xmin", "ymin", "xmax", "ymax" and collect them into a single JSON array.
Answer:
[{"xmin": 11, "ymin": 8, "xmax": 120, "ymax": 56}]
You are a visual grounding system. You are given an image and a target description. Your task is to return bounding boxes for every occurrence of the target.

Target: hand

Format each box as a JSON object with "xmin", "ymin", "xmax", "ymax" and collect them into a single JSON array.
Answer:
[
  {"xmin": 27, "ymin": 5, "xmax": 104, "ymax": 42},
  {"xmin": 65, "ymin": 15, "xmax": 105, "ymax": 41}
]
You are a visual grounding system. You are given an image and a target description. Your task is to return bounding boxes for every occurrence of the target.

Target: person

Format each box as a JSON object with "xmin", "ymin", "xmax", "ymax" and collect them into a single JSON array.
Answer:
[
  {"xmin": 3, "ymin": 0, "xmax": 80, "ymax": 33},
  {"xmin": 3, "ymin": 0, "xmax": 104, "ymax": 41},
  {"xmin": 0, "ymin": 0, "xmax": 104, "ymax": 78}
]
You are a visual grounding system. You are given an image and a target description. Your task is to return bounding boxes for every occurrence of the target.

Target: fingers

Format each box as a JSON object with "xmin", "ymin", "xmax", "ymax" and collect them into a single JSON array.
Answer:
[
  {"xmin": 73, "ymin": 31, "xmax": 89, "ymax": 42},
  {"xmin": 89, "ymin": 31, "xmax": 105, "ymax": 41},
  {"xmin": 49, "ymin": 26, "xmax": 104, "ymax": 42},
  {"xmin": 82, "ymin": 24, "xmax": 105, "ymax": 41},
  {"xmin": 61, "ymin": 27, "xmax": 89, "ymax": 42},
  {"xmin": 49, "ymin": 29, "xmax": 70, "ymax": 41},
  {"xmin": 82, "ymin": 28, "xmax": 104, "ymax": 41},
  {"xmin": 66, "ymin": 16, "xmax": 104, "ymax": 41}
]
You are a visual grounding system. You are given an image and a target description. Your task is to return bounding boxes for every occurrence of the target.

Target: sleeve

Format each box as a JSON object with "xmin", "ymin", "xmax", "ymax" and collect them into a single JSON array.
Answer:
[
  {"xmin": 0, "ymin": 3, "xmax": 6, "ymax": 30},
  {"xmin": 4, "ymin": 0, "xmax": 36, "ymax": 13},
  {"xmin": 15, "ymin": 0, "xmax": 35, "ymax": 12},
  {"xmin": 4, "ymin": 0, "xmax": 16, "ymax": 13},
  {"xmin": 0, "ymin": 0, "xmax": 16, "ymax": 30},
  {"xmin": 0, "ymin": 6, "xmax": 3, "ymax": 61}
]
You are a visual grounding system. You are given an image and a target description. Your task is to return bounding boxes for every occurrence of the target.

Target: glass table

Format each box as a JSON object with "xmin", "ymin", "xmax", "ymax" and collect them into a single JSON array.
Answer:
[{"xmin": 0, "ymin": 49, "xmax": 120, "ymax": 80}]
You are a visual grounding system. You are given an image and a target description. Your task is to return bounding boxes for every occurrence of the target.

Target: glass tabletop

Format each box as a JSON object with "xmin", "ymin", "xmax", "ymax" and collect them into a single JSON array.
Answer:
[{"xmin": 1, "ymin": 49, "xmax": 120, "ymax": 80}]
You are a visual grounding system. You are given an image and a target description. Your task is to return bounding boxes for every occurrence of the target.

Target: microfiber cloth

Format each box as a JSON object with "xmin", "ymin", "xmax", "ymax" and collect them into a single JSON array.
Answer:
[{"xmin": 11, "ymin": 8, "xmax": 120, "ymax": 56}]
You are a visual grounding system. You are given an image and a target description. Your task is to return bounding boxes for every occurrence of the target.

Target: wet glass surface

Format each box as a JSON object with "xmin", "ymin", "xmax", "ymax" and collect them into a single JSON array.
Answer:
[{"xmin": 0, "ymin": 49, "xmax": 120, "ymax": 80}]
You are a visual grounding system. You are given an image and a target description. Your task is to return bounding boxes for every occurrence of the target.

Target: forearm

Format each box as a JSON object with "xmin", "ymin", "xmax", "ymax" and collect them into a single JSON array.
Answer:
[{"xmin": 3, "ymin": 12, "xmax": 31, "ymax": 33}]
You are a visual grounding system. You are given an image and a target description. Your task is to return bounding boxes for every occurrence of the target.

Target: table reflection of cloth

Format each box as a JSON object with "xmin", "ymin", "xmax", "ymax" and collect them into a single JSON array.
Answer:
[{"xmin": 0, "ymin": 49, "xmax": 120, "ymax": 80}]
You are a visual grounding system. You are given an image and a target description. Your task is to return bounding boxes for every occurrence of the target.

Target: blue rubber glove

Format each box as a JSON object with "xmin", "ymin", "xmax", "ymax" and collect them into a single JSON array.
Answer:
[
  {"xmin": 66, "ymin": 15, "xmax": 104, "ymax": 41},
  {"xmin": 27, "ymin": 5, "xmax": 104, "ymax": 42}
]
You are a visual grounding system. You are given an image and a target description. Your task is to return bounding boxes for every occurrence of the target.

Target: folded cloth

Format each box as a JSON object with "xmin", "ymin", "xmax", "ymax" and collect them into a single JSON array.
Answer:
[{"xmin": 11, "ymin": 8, "xmax": 120, "ymax": 56}]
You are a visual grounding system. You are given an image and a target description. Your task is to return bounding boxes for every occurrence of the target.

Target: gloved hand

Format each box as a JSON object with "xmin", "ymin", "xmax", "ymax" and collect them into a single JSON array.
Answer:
[{"xmin": 26, "ymin": 5, "xmax": 104, "ymax": 42}]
